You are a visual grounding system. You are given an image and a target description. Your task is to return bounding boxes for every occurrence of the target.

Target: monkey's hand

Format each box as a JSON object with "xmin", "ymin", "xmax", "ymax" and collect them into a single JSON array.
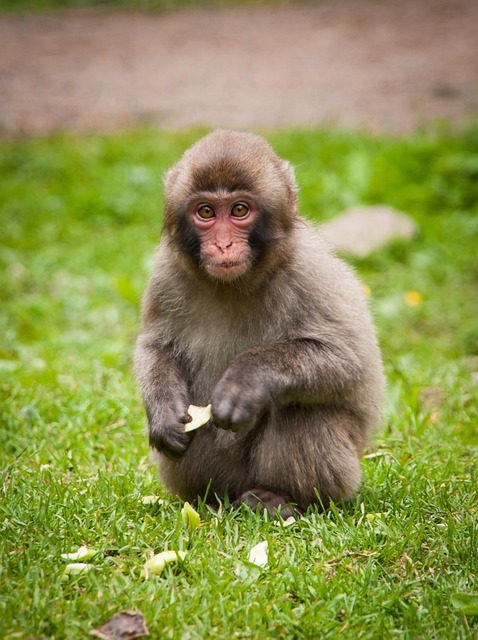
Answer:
[
  {"xmin": 212, "ymin": 373, "xmax": 272, "ymax": 432},
  {"xmin": 146, "ymin": 402, "xmax": 194, "ymax": 461}
]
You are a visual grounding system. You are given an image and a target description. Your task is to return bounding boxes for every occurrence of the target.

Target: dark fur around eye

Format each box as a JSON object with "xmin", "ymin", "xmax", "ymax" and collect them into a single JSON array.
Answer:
[
  {"xmin": 248, "ymin": 208, "xmax": 277, "ymax": 262},
  {"xmin": 175, "ymin": 213, "xmax": 201, "ymax": 264}
]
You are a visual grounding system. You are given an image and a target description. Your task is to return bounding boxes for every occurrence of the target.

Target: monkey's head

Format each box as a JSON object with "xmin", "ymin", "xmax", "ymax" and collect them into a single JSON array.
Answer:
[{"xmin": 163, "ymin": 130, "xmax": 298, "ymax": 283}]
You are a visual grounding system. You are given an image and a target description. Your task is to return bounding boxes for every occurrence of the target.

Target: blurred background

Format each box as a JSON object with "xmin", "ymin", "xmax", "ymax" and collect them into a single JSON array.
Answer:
[
  {"xmin": 1, "ymin": 2, "xmax": 477, "ymax": 638},
  {"xmin": 1, "ymin": 0, "xmax": 477, "ymax": 136}
]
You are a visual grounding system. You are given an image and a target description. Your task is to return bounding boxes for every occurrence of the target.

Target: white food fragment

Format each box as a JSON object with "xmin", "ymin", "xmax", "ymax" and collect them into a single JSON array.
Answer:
[
  {"xmin": 61, "ymin": 546, "xmax": 99, "ymax": 561},
  {"xmin": 248, "ymin": 540, "xmax": 268, "ymax": 567},
  {"xmin": 141, "ymin": 495, "xmax": 164, "ymax": 505},
  {"xmin": 181, "ymin": 501, "xmax": 201, "ymax": 529},
  {"xmin": 144, "ymin": 550, "xmax": 187, "ymax": 576},
  {"xmin": 184, "ymin": 404, "xmax": 212, "ymax": 432},
  {"xmin": 62, "ymin": 563, "xmax": 93, "ymax": 579}
]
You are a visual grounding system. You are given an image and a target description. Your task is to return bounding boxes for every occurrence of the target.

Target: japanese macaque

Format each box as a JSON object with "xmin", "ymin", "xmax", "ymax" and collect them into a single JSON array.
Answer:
[{"xmin": 134, "ymin": 130, "xmax": 384, "ymax": 517}]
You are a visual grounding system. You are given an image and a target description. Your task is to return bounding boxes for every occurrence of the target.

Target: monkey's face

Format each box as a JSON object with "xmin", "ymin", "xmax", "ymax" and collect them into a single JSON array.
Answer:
[
  {"xmin": 163, "ymin": 130, "xmax": 298, "ymax": 283},
  {"xmin": 184, "ymin": 190, "xmax": 258, "ymax": 282}
]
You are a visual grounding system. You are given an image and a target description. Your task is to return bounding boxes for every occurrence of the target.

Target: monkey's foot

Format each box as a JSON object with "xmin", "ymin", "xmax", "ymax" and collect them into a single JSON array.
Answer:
[{"xmin": 234, "ymin": 488, "xmax": 300, "ymax": 519}]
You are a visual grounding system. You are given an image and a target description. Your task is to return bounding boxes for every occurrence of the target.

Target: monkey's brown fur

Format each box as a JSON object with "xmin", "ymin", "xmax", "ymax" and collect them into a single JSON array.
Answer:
[{"xmin": 134, "ymin": 130, "xmax": 384, "ymax": 517}]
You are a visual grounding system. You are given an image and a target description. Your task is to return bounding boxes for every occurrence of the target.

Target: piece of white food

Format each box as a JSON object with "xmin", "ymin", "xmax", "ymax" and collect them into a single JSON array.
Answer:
[
  {"xmin": 184, "ymin": 404, "xmax": 212, "ymax": 432},
  {"xmin": 61, "ymin": 546, "xmax": 99, "ymax": 561},
  {"xmin": 248, "ymin": 540, "xmax": 269, "ymax": 567},
  {"xmin": 144, "ymin": 550, "xmax": 187, "ymax": 576},
  {"xmin": 181, "ymin": 501, "xmax": 201, "ymax": 529},
  {"xmin": 62, "ymin": 563, "xmax": 94, "ymax": 580}
]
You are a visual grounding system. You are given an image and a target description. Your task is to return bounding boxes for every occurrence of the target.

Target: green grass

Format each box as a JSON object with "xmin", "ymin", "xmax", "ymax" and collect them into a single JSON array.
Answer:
[{"xmin": 1, "ymin": 125, "xmax": 477, "ymax": 639}]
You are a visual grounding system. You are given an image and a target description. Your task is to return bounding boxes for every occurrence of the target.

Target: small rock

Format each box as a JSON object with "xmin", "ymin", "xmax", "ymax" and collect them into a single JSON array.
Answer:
[{"xmin": 320, "ymin": 205, "xmax": 418, "ymax": 257}]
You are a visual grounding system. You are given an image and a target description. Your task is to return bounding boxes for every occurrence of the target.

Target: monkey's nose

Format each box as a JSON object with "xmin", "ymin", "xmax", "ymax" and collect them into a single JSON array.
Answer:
[{"xmin": 215, "ymin": 241, "xmax": 233, "ymax": 252}]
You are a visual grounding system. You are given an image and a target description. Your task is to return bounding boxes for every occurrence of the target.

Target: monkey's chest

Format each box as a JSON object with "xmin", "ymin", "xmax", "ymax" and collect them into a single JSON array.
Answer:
[
  {"xmin": 182, "ymin": 324, "xmax": 251, "ymax": 390},
  {"xmin": 173, "ymin": 312, "xmax": 284, "ymax": 401}
]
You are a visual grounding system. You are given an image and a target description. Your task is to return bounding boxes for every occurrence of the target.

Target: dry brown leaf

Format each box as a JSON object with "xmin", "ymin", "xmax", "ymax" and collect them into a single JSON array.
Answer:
[{"xmin": 90, "ymin": 611, "xmax": 149, "ymax": 640}]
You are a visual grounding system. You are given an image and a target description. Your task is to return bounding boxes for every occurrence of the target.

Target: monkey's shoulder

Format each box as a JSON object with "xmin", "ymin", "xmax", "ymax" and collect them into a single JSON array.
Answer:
[{"xmin": 290, "ymin": 221, "xmax": 367, "ymax": 301}]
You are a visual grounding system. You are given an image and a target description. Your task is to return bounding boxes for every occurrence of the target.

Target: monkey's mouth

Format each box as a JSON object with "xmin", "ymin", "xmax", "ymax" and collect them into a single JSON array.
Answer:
[{"xmin": 206, "ymin": 260, "xmax": 249, "ymax": 280}]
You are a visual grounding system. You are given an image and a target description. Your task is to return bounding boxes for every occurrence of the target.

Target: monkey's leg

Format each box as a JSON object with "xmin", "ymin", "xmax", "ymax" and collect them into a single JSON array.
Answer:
[
  {"xmin": 237, "ymin": 407, "xmax": 362, "ymax": 518},
  {"xmin": 233, "ymin": 488, "xmax": 300, "ymax": 519}
]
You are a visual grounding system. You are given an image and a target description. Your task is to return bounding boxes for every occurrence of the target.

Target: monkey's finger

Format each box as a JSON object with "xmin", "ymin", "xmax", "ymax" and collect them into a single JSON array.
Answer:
[
  {"xmin": 212, "ymin": 402, "xmax": 256, "ymax": 432},
  {"xmin": 149, "ymin": 427, "xmax": 194, "ymax": 461}
]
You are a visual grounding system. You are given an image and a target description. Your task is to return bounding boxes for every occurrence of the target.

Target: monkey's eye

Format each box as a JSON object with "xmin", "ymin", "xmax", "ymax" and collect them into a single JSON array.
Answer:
[
  {"xmin": 231, "ymin": 203, "xmax": 249, "ymax": 218},
  {"xmin": 197, "ymin": 205, "xmax": 215, "ymax": 220}
]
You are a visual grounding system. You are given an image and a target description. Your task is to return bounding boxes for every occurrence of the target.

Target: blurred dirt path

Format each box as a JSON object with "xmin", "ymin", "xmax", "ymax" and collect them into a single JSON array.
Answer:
[{"xmin": 0, "ymin": 0, "xmax": 477, "ymax": 137}]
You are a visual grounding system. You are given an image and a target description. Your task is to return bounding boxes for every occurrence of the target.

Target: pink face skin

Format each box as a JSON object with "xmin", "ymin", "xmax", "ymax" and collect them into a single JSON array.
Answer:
[{"xmin": 188, "ymin": 191, "xmax": 258, "ymax": 281}]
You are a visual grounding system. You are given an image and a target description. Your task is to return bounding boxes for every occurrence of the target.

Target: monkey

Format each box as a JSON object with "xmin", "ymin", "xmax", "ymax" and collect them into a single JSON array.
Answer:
[{"xmin": 134, "ymin": 129, "xmax": 385, "ymax": 518}]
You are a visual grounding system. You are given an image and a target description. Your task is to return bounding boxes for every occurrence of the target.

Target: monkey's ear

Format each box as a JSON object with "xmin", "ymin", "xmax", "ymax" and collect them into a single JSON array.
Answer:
[{"xmin": 282, "ymin": 160, "xmax": 298, "ymax": 217}]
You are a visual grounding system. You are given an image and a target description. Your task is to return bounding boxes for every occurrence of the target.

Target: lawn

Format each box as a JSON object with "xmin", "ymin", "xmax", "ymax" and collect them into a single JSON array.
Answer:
[{"xmin": 0, "ymin": 125, "xmax": 477, "ymax": 638}]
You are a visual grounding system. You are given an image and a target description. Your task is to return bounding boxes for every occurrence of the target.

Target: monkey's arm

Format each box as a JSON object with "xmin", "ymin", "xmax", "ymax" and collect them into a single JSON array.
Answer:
[
  {"xmin": 212, "ymin": 338, "xmax": 362, "ymax": 431},
  {"xmin": 134, "ymin": 335, "xmax": 193, "ymax": 460}
]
